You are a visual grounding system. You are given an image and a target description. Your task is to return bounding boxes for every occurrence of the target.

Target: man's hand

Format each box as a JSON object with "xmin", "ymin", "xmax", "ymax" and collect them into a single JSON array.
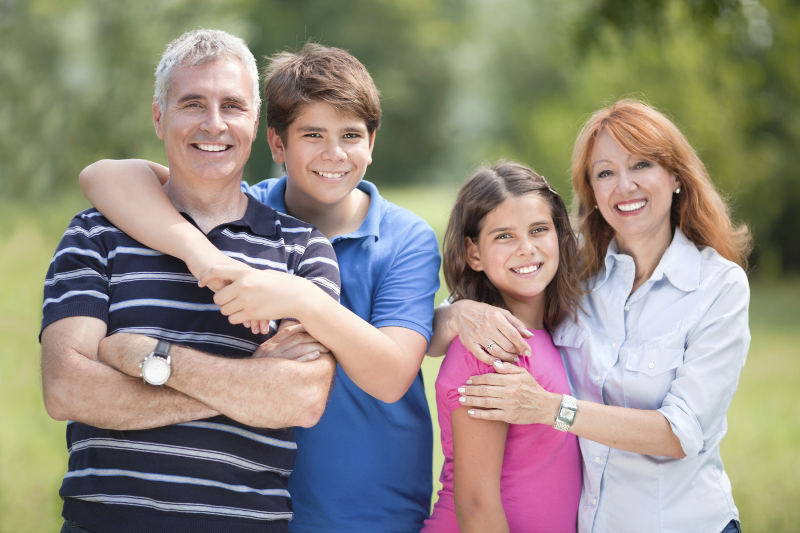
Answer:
[
  {"xmin": 98, "ymin": 332, "xmax": 157, "ymax": 377},
  {"xmin": 253, "ymin": 321, "xmax": 330, "ymax": 362}
]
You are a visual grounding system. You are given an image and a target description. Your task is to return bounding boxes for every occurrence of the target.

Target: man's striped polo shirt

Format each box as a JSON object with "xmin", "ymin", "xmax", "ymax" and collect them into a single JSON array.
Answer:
[{"xmin": 41, "ymin": 194, "xmax": 340, "ymax": 533}]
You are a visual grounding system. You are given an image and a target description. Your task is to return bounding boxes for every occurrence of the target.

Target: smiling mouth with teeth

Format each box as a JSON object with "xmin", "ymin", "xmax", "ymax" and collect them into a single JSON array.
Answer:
[
  {"xmin": 195, "ymin": 143, "xmax": 230, "ymax": 152},
  {"xmin": 315, "ymin": 170, "xmax": 349, "ymax": 179},
  {"xmin": 616, "ymin": 200, "xmax": 647, "ymax": 212},
  {"xmin": 512, "ymin": 263, "xmax": 542, "ymax": 275}
]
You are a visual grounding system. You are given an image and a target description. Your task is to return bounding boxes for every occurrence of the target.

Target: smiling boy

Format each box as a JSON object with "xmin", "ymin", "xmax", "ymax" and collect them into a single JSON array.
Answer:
[{"xmin": 80, "ymin": 43, "xmax": 441, "ymax": 532}]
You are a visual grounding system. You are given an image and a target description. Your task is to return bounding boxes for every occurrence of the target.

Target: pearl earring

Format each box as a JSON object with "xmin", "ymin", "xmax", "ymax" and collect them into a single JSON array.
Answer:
[{"xmin": 674, "ymin": 187, "xmax": 681, "ymax": 194}]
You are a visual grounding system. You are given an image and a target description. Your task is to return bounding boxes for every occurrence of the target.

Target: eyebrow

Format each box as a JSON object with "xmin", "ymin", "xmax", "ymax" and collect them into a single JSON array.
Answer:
[
  {"xmin": 296, "ymin": 124, "xmax": 368, "ymax": 134},
  {"xmin": 487, "ymin": 221, "xmax": 552, "ymax": 233},
  {"xmin": 175, "ymin": 94, "xmax": 250, "ymax": 106}
]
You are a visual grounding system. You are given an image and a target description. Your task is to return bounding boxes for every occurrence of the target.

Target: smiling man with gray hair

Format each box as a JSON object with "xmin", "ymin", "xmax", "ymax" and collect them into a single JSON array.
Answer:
[{"xmin": 40, "ymin": 29, "xmax": 340, "ymax": 533}]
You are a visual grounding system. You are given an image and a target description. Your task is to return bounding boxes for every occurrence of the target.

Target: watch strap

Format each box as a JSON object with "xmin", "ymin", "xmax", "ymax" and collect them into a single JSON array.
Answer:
[{"xmin": 153, "ymin": 339, "xmax": 172, "ymax": 359}]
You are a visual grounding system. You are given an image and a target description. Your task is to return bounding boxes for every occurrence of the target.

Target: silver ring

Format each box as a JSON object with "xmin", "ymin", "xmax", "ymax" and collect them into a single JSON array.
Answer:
[{"xmin": 485, "ymin": 341, "xmax": 496, "ymax": 352}]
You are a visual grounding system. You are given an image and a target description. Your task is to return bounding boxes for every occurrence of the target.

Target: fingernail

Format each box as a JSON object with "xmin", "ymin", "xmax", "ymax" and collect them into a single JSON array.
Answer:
[
  {"xmin": 467, "ymin": 409, "xmax": 476, "ymax": 416},
  {"xmin": 493, "ymin": 359, "xmax": 503, "ymax": 368},
  {"xmin": 466, "ymin": 379, "xmax": 472, "ymax": 385},
  {"xmin": 459, "ymin": 396, "xmax": 466, "ymax": 403},
  {"xmin": 457, "ymin": 387, "xmax": 465, "ymax": 394}
]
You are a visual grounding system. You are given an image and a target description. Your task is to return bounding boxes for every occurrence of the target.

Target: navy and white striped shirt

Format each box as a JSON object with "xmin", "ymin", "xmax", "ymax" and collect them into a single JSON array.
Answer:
[{"xmin": 41, "ymin": 194, "xmax": 340, "ymax": 533}]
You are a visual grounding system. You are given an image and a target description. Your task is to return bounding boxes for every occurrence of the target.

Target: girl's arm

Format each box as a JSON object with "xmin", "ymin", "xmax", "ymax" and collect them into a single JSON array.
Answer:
[
  {"xmin": 452, "ymin": 406, "xmax": 510, "ymax": 533},
  {"xmin": 430, "ymin": 299, "xmax": 532, "ymax": 362},
  {"xmin": 78, "ymin": 159, "xmax": 226, "ymax": 278},
  {"xmin": 460, "ymin": 362, "xmax": 685, "ymax": 458}
]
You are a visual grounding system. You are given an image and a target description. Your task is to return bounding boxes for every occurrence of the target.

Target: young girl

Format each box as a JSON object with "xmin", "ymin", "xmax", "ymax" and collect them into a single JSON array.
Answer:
[{"xmin": 423, "ymin": 162, "xmax": 582, "ymax": 532}]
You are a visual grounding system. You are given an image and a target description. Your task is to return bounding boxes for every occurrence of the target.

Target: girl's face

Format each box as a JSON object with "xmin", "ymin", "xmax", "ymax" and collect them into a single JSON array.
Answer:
[
  {"xmin": 466, "ymin": 193, "xmax": 559, "ymax": 329},
  {"xmin": 589, "ymin": 130, "xmax": 679, "ymax": 255}
]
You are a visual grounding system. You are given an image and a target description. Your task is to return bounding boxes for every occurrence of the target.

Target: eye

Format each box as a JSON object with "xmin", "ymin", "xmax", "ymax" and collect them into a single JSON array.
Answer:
[
  {"xmin": 494, "ymin": 232, "xmax": 512, "ymax": 240},
  {"xmin": 596, "ymin": 169, "xmax": 612, "ymax": 179},
  {"xmin": 304, "ymin": 132, "xmax": 322, "ymax": 138},
  {"xmin": 531, "ymin": 226, "xmax": 548, "ymax": 235},
  {"xmin": 343, "ymin": 132, "xmax": 362, "ymax": 139},
  {"xmin": 633, "ymin": 160, "xmax": 652, "ymax": 170}
]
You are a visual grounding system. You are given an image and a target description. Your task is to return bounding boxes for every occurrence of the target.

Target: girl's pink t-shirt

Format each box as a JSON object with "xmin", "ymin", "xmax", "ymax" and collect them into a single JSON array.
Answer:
[{"xmin": 422, "ymin": 330, "xmax": 581, "ymax": 533}]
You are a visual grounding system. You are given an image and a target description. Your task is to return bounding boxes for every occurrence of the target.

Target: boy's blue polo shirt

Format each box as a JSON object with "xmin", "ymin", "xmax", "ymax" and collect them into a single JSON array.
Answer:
[{"xmin": 242, "ymin": 177, "xmax": 441, "ymax": 532}]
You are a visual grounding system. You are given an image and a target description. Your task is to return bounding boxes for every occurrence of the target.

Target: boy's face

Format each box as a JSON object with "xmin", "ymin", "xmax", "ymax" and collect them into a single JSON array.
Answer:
[{"xmin": 268, "ymin": 101, "xmax": 375, "ymax": 211}]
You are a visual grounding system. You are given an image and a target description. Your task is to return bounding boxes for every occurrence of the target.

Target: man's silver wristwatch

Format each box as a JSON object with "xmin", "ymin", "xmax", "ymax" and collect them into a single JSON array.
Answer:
[
  {"xmin": 553, "ymin": 394, "xmax": 578, "ymax": 432},
  {"xmin": 140, "ymin": 339, "xmax": 172, "ymax": 386}
]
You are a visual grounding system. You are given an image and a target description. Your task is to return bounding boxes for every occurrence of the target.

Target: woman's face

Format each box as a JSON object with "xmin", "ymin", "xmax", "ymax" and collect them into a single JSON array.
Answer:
[{"xmin": 589, "ymin": 130, "xmax": 679, "ymax": 255}]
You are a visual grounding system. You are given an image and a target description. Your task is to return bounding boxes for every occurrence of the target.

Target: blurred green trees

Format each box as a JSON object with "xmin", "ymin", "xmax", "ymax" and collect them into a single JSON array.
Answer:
[{"xmin": 2, "ymin": 0, "xmax": 797, "ymax": 274}]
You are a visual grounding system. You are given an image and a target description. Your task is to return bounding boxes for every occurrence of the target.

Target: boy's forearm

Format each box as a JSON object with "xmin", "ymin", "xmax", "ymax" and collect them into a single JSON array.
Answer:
[
  {"xmin": 78, "ymin": 158, "xmax": 219, "ymax": 277},
  {"xmin": 294, "ymin": 289, "xmax": 426, "ymax": 402}
]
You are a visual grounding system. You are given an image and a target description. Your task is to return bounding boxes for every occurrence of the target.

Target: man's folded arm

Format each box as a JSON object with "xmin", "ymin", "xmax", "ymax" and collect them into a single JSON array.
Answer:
[{"xmin": 41, "ymin": 316, "xmax": 218, "ymax": 430}]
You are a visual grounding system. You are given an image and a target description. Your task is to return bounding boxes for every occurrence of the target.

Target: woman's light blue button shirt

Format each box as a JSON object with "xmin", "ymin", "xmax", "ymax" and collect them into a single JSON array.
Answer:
[{"xmin": 553, "ymin": 229, "xmax": 750, "ymax": 533}]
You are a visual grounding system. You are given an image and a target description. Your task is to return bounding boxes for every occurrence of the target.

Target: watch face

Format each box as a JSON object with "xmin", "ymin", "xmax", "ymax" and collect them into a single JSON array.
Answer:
[
  {"xmin": 559, "ymin": 407, "xmax": 576, "ymax": 423},
  {"xmin": 143, "ymin": 356, "xmax": 171, "ymax": 385}
]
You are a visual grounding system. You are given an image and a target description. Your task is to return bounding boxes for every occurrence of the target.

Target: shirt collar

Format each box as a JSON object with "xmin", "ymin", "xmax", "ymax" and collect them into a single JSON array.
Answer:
[
  {"xmin": 269, "ymin": 176, "xmax": 382, "ymax": 243},
  {"xmin": 230, "ymin": 192, "xmax": 279, "ymax": 237},
  {"xmin": 594, "ymin": 228, "xmax": 701, "ymax": 292},
  {"xmin": 180, "ymin": 192, "xmax": 278, "ymax": 238}
]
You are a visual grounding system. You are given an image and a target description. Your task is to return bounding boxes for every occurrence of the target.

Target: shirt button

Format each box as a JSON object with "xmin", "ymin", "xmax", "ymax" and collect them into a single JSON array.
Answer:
[
  {"xmin": 593, "ymin": 375, "xmax": 600, "ymax": 383},
  {"xmin": 611, "ymin": 342, "xmax": 617, "ymax": 348},
  {"xmin": 594, "ymin": 456, "xmax": 602, "ymax": 463},
  {"xmin": 648, "ymin": 362, "xmax": 655, "ymax": 369},
  {"xmin": 624, "ymin": 304, "xmax": 630, "ymax": 311},
  {"xmin": 592, "ymin": 497, "xmax": 598, "ymax": 505}
]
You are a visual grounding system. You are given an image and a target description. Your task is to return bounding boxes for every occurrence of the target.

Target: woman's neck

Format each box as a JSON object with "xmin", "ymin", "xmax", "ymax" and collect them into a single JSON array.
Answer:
[{"xmin": 616, "ymin": 227, "xmax": 673, "ymax": 293}]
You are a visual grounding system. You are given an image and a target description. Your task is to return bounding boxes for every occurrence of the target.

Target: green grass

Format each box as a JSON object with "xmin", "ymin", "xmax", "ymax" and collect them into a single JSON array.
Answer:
[{"xmin": 2, "ymin": 189, "xmax": 798, "ymax": 532}]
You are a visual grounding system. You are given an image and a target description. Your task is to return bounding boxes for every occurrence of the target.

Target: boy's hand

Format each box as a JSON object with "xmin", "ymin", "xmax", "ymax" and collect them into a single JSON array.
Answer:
[
  {"xmin": 205, "ymin": 263, "xmax": 306, "ymax": 324},
  {"xmin": 253, "ymin": 322, "xmax": 330, "ymax": 362}
]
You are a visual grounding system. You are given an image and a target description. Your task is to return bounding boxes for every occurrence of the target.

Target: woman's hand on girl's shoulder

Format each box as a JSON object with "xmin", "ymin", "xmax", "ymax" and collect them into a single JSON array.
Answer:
[{"xmin": 449, "ymin": 299, "xmax": 532, "ymax": 364}]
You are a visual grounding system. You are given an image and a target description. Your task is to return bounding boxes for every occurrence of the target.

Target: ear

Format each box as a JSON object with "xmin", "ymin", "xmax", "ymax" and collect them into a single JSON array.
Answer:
[
  {"xmin": 366, "ymin": 130, "xmax": 377, "ymax": 166},
  {"xmin": 153, "ymin": 100, "xmax": 164, "ymax": 139},
  {"xmin": 267, "ymin": 127, "xmax": 286, "ymax": 164},
  {"xmin": 465, "ymin": 236, "xmax": 484, "ymax": 272}
]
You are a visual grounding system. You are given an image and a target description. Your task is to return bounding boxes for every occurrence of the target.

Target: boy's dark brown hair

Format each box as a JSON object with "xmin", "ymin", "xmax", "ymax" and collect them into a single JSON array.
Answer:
[
  {"xmin": 263, "ymin": 43, "xmax": 382, "ymax": 140},
  {"xmin": 443, "ymin": 162, "xmax": 583, "ymax": 330}
]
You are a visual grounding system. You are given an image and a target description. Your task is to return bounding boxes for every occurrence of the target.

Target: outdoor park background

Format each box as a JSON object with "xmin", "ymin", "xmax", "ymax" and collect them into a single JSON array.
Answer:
[{"xmin": 1, "ymin": 1, "xmax": 798, "ymax": 531}]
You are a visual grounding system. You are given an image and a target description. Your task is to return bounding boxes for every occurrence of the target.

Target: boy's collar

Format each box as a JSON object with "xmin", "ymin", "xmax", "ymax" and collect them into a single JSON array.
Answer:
[{"xmin": 272, "ymin": 176, "xmax": 383, "ymax": 242}]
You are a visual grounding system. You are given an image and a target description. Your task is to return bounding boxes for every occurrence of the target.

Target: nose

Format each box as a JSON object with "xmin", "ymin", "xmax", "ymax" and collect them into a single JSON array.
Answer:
[
  {"xmin": 617, "ymin": 168, "xmax": 638, "ymax": 192},
  {"xmin": 322, "ymin": 141, "xmax": 347, "ymax": 162},
  {"xmin": 200, "ymin": 107, "xmax": 227, "ymax": 136},
  {"xmin": 517, "ymin": 236, "xmax": 536, "ymax": 255}
]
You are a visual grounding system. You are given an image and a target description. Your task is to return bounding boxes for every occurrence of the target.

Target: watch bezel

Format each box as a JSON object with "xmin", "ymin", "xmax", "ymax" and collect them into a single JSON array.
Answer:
[
  {"xmin": 140, "ymin": 339, "xmax": 172, "ymax": 386},
  {"xmin": 554, "ymin": 394, "xmax": 578, "ymax": 432}
]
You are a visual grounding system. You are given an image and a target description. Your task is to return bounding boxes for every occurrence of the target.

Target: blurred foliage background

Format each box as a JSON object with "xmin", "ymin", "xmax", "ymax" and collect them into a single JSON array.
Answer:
[{"xmin": 2, "ymin": 0, "xmax": 799, "ymax": 275}]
